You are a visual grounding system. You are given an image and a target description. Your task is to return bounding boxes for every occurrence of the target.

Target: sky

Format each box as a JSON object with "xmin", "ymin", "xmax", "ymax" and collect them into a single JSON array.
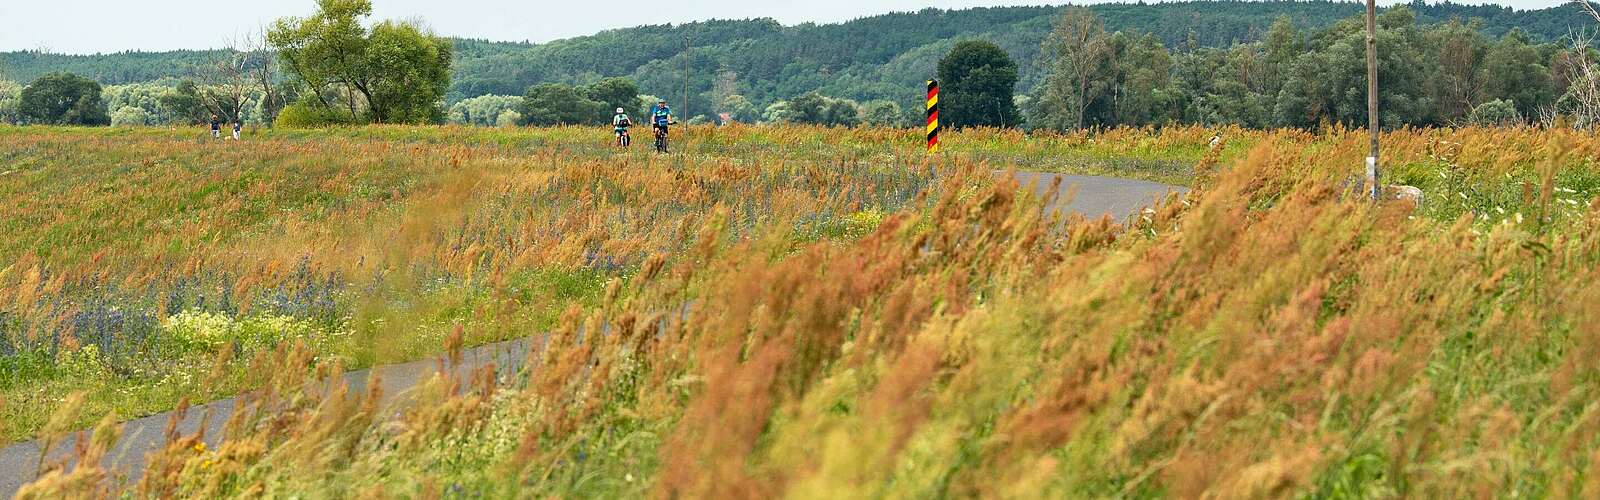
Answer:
[{"xmin": 0, "ymin": 0, "xmax": 1577, "ymax": 54}]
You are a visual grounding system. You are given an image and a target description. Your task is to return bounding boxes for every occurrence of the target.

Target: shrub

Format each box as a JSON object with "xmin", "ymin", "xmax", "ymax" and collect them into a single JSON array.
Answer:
[
  {"xmin": 161, "ymin": 310, "xmax": 311, "ymax": 355},
  {"xmin": 1467, "ymin": 99, "xmax": 1522, "ymax": 126},
  {"xmin": 274, "ymin": 99, "xmax": 353, "ymax": 129},
  {"xmin": 495, "ymin": 109, "xmax": 522, "ymax": 128},
  {"xmin": 109, "ymin": 106, "xmax": 151, "ymax": 127},
  {"xmin": 0, "ymin": 80, "xmax": 26, "ymax": 124},
  {"xmin": 447, "ymin": 94, "xmax": 522, "ymax": 126},
  {"xmin": 861, "ymin": 100, "xmax": 904, "ymax": 128}
]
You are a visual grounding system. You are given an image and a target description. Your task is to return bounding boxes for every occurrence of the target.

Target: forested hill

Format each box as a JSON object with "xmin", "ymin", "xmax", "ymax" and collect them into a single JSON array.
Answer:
[{"xmin": 2, "ymin": 0, "xmax": 1592, "ymax": 114}]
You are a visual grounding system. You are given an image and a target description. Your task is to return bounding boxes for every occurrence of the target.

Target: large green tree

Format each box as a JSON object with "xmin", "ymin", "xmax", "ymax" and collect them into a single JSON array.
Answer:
[
  {"xmin": 1262, "ymin": 15, "xmax": 1302, "ymax": 102},
  {"xmin": 1109, "ymin": 32, "xmax": 1178, "ymax": 126},
  {"xmin": 1033, "ymin": 8, "xmax": 1111, "ymax": 130},
  {"xmin": 582, "ymin": 77, "xmax": 643, "ymax": 116},
  {"xmin": 1425, "ymin": 19, "xmax": 1489, "ymax": 123},
  {"xmin": 1480, "ymin": 29, "xmax": 1556, "ymax": 120},
  {"xmin": 937, "ymin": 40, "xmax": 1021, "ymax": 128},
  {"xmin": 520, "ymin": 83, "xmax": 606, "ymax": 126},
  {"xmin": 268, "ymin": 0, "xmax": 452, "ymax": 124},
  {"xmin": 18, "ymin": 72, "xmax": 109, "ymax": 125},
  {"xmin": 159, "ymin": 80, "xmax": 210, "ymax": 124},
  {"xmin": 1274, "ymin": 7, "xmax": 1435, "ymax": 128}
]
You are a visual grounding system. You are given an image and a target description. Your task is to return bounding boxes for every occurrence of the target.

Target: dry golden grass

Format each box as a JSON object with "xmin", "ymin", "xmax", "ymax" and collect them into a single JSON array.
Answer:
[{"xmin": 6, "ymin": 123, "xmax": 1600, "ymax": 497}]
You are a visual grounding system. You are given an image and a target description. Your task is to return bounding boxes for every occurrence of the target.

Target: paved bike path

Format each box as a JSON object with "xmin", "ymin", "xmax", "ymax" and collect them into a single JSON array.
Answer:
[{"xmin": 0, "ymin": 172, "xmax": 1184, "ymax": 498}]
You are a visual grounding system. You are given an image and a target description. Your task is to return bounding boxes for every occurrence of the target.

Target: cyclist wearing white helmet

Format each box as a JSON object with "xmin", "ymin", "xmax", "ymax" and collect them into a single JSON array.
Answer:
[{"xmin": 612, "ymin": 107, "xmax": 632, "ymax": 147}]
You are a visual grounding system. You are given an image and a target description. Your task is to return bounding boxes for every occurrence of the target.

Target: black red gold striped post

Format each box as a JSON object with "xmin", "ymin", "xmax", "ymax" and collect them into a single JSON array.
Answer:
[{"xmin": 926, "ymin": 80, "xmax": 940, "ymax": 154}]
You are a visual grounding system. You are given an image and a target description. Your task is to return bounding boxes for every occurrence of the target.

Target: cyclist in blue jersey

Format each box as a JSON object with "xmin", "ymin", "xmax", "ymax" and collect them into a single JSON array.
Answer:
[{"xmin": 649, "ymin": 99, "xmax": 673, "ymax": 153}]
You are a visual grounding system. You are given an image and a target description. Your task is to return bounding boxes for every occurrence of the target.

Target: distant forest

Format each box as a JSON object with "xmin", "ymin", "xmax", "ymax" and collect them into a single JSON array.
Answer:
[{"xmin": 1, "ymin": 1, "xmax": 1595, "ymax": 124}]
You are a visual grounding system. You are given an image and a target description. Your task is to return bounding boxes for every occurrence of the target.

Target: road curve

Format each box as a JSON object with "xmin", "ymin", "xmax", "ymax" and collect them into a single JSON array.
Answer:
[
  {"xmin": 1006, "ymin": 171, "xmax": 1187, "ymax": 221},
  {"xmin": 0, "ymin": 172, "xmax": 1185, "ymax": 498}
]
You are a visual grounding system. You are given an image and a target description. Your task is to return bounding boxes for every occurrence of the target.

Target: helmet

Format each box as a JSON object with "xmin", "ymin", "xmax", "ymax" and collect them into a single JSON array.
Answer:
[
  {"xmin": 616, "ymin": 108, "xmax": 625, "ymax": 114},
  {"xmin": 658, "ymin": 99, "xmax": 667, "ymax": 104}
]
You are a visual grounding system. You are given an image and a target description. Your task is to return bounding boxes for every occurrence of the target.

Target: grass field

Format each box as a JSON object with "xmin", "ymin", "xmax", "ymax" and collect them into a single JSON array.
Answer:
[{"xmin": 6, "ymin": 123, "xmax": 1600, "ymax": 497}]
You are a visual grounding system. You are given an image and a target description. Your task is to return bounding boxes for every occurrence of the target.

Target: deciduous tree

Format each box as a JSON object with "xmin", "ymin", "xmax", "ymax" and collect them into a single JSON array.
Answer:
[
  {"xmin": 520, "ymin": 83, "xmax": 605, "ymax": 126},
  {"xmin": 19, "ymin": 72, "xmax": 108, "ymax": 125},
  {"xmin": 268, "ymin": 0, "xmax": 452, "ymax": 124},
  {"xmin": 937, "ymin": 40, "xmax": 1020, "ymax": 128},
  {"xmin": 582, "ymin": 77, "xmax": 643, "ymax": 116},
  {"xmin": 1034, "ymin": 8, "xmax": 1110, "ymax": 130}
]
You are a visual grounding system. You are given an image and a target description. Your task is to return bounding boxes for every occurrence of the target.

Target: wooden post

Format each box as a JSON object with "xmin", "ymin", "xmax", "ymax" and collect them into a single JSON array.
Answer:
[
  {"xmin": 1366, "ymin": 0, "xmax": 1381, "ymax": 200},
  {"xmin": 683, "ymin": 32, "xmax": 692, "ymax": 124}
]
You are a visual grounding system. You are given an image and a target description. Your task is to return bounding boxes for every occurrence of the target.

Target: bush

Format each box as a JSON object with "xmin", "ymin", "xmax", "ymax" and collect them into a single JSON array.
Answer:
[
  {"xmin": 1, "ymin": 80, "xmax": 26, "ymax": 124},
  {"xmin": 110, "ymin": 106, "xmax": 151, "ymax": 127},
  {"xmin": 448, "ymin": 94, "xmax": 522, "ymax": 126},
  {"xmin": 1467, "ymin": 99, "xmax": 1522, "ymax": 126},
  {"xmin": 785, "ymin": 92, "xmax": 861, "ymax": 127},
  {"xmin": 274, "ymin": 100, "xmax": 353, "ymax": 129},
  {"xmin": 161, "ymin": 310, "xmax": 312, "ymax": 355},
  {"xmin": 495, "ymin": 109, "xmax": 522, "ymax": 127},
  {"xmin": 862, "ymin": 100, "xmax": 904, "ymax": 128},
  {"xmin": 104, "ymin": 83, "xmax": 178, "ymax": 125}
]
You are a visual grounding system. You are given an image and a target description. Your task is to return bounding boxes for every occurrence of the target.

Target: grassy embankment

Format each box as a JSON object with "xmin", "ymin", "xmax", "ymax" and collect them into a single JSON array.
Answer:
[{"xmin": 6, "ymin": 124, "xmax": 1600, "ymax": 497}]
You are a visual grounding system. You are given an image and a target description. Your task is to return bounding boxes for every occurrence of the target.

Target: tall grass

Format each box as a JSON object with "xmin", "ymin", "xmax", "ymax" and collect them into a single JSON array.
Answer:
[
  {"xmin": 9, "ymin": 124, "xmax": 1600, "ymax": 497},
  {"xmin": 0, "ymin": 124, "xmax": 943, "ymax": 443}
]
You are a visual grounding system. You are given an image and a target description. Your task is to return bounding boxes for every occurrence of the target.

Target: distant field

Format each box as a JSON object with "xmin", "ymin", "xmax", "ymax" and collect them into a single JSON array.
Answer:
[{"xmin": 6, "ymin": 124, "xmax": 1600, "ymax": 497}]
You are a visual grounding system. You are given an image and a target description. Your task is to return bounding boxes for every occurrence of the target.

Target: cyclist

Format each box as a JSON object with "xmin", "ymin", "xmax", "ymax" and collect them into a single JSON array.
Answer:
[
  {"xmin": 612, "ymin": 107, "xmax": 632, "ymax": 147},
  {"xmin": 649, "ymin": 99, "xmax": 672, "ymax": 153}
]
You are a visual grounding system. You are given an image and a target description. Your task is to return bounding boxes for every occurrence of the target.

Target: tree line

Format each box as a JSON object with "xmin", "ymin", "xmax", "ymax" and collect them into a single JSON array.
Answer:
[
  {"xmin": 5, "ymin": 1, "xmax": 1593, "ymax": 116},
  {"xmin": 0, "ymin": 0, "xmax": 453, "ymax": 127},
  {"xmin": 3, "ymin": 1, "xmax": 1598, "ymax": 129},
  {"xmin": 1021, "ymin": 5, "xmax": 1599, "ymax": 131}
]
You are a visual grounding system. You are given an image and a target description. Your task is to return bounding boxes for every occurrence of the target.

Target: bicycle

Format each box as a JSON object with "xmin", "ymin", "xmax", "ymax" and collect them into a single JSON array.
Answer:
[
  {"xmin": 653, "ymin": 122, "xmax": 676, "ymax": 153},
  {"xmin": 616, "ymin": 128, "xmax": 631, "ymax": 147}
]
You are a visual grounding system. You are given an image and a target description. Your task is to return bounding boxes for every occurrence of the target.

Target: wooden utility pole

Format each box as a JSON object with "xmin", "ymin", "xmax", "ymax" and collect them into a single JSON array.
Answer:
[
  {"xmin": 1365, "ymin": 0, "xmax": 1381, "ymax": 200},
  {"xmin": 683, "ymin": 32, "xmax": 692, "ymax": 122}
]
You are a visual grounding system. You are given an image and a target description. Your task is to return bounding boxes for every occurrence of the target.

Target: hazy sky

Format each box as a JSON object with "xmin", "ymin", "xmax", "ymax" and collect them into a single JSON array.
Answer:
[{"xmin": 0, "ymin": 0, "xmax": 1576, "ymax": 54}]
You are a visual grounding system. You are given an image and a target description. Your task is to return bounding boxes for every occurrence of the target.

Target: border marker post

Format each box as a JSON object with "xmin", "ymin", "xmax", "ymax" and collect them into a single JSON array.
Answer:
[{"xmin": 926, "ymin": 80, "xmax": 940, "ymax": 154}]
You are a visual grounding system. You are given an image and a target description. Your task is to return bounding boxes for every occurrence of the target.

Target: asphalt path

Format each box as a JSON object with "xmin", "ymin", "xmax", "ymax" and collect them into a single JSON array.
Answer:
[
  {"xmin": 0, "ymin": 171, "xmax": 1184, "ymax": 498},
  {"xmin": 1005, "ymin": 170, "xmax": 1186, "ymax": 221}
]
